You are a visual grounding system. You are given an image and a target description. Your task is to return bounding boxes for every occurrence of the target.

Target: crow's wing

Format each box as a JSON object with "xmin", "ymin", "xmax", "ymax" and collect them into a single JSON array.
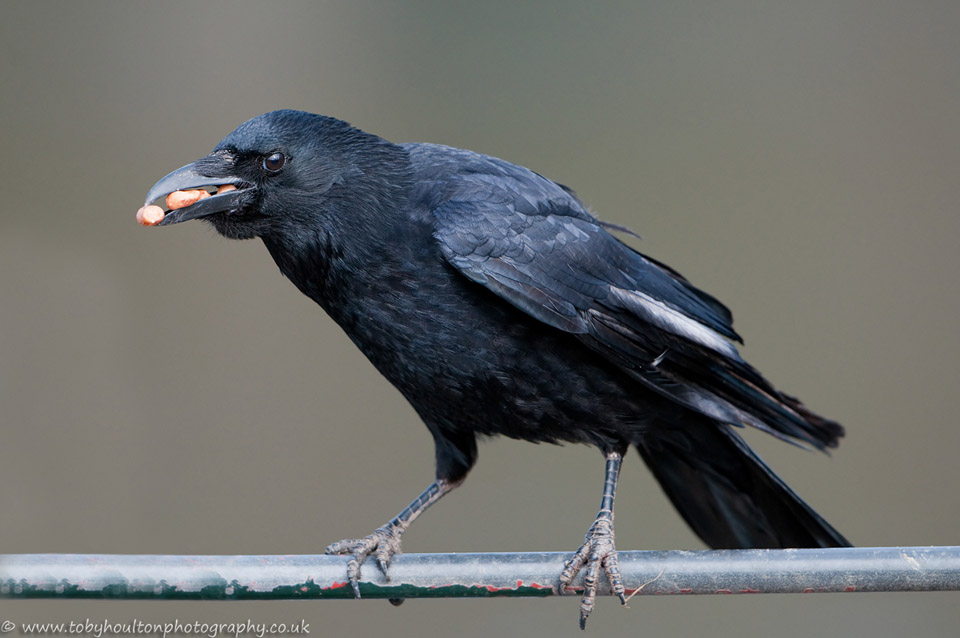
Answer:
[{"xmin": 431, "ymin": 159, "xmax": 841, "ymax": 449}]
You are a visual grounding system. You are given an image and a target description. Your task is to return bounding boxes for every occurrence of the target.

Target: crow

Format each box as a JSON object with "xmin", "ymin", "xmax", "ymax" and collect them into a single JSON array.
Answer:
[{"xmin": 142, "ymin": 109, "xmax": 849, "ymax": 627}]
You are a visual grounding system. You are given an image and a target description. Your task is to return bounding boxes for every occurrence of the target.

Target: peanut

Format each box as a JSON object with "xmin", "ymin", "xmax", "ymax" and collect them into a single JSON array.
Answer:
[
  {"xmin": 136, "ymin": 205, "xmax": 166, "ymax": 226},
  {"xmin": 166, "ymin": 189, "xmax": 211, "ymax": 210}
]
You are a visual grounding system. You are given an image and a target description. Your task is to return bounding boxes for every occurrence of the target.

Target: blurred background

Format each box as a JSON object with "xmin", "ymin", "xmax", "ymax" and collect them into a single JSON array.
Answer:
[{"xmin": 1, "ymin": 1, "xmax": 958, "ymax": 636}]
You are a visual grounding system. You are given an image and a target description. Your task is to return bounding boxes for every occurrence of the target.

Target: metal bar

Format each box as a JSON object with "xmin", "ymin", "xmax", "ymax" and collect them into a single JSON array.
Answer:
[{"xmin": 2, "ymin": 547, "xmax": 958, "ymax": 600}]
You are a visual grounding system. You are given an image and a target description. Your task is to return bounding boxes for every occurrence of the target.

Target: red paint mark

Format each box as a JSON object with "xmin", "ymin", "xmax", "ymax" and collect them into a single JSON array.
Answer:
[
  {"xmin": 324, "ymin": 581, "xmax": 350, "ymax": 590},
  {"xmin": 803, "ymin": 588, "xmax": 815, "ymax": 593},
  {"xmin": 484, "ymin": 585, "xmax": 514, "ymax": 593},
  {"xmin": 845, "ymin": 585, "xmax": 856, "ymax": 592},
  {"xmin": 739, "ymin": 587, "xmax": 761, "ymax": 594},
  {"xmin": 528, "ymin": 582, "xmax": 549, "ymax": 589},
  {"xmin": 517, "ymin": 579, "xmax": 523, "ymax": 588},
  {"xmin": 300, "ymin": 586, "xmax": 308, "ymax": 592},
  {"xmin": 715, "ymin": 589, "xmax": 733, "ymax": 595},
  {"xmin": 679, "ymin": 588, "xmax": 693, "ymax": 594}
]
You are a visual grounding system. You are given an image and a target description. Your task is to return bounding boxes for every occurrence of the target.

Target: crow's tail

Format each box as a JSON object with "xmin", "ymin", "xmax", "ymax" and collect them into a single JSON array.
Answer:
[{"xmin": 636, "ymin": 424, "xmax": 850, "ymax": 549}]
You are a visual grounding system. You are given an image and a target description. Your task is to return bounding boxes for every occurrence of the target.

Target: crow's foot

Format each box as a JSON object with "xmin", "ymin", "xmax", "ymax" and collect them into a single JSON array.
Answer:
[
  {"xmin": 558, "ymin": 517, "xmax": 626, "ymax": 630},
  {"xmin": 325, "ymin": 524, "xmax": 404, "ymax": 598}
]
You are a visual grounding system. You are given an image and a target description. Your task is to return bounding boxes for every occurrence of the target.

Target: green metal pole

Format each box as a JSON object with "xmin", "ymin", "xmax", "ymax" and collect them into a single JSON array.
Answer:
[{"xmin": 2, "ymin": 547, "xmax": 959, "ymax": 600}]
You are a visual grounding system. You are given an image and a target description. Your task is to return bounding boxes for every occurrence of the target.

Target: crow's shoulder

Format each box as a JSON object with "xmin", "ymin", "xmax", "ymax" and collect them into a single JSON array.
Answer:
[{"xmin": 402, "ymin": 142, "xmax": 585, "ymax": 217}]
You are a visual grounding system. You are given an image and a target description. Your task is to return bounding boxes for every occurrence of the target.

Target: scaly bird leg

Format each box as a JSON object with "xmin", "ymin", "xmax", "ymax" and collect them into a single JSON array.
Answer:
[
  {"xmin": 559, "ymin": 449, "xmax": 627, "ymax": 629},
  {"xmin": 325, "ymin": 477, "xmax": 459, "ymax": 598}
]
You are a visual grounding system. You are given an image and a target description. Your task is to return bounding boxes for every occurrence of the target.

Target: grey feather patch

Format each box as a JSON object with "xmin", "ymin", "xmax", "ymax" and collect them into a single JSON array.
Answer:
[{"xmin": 608, "ymin": 287, "xmax": 742, "ymax": 361}]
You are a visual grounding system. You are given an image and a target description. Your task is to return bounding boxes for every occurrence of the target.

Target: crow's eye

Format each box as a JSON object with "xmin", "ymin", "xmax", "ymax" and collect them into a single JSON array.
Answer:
[{"xmin": 262, "ymin": 152, "xmax": 286, "ymax": 173}]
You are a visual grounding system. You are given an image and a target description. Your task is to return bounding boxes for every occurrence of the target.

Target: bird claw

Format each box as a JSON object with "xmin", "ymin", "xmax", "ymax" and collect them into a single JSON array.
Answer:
[
  {"xmin": 325, "ymin": 524, "xmax": 404, "ymax": 598},
  {"xmin": 558, "ymin": 518, "xmax": 626, "ymax": 629}
]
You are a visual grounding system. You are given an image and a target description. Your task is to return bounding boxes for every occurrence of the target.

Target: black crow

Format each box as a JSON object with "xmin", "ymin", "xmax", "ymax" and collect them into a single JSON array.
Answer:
[{"xmin": 142, "ymin": 110, "xmax": 849, "ymax": 627}]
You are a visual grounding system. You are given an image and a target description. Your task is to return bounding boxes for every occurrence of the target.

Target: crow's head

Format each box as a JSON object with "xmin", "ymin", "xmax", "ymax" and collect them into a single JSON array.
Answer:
[{"xmin": 142, "ymin": 110, "xmax": 410, "ymax": 241}]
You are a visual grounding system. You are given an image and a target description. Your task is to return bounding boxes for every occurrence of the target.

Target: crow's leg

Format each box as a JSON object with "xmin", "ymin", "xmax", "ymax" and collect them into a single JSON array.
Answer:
[
  {"xmin": 559, "ymin": 449, "xmax": 627, "ymax": 629},
  {"xmin": 325, "ymin": 477, "xmax": 460, "ymax": 598}
]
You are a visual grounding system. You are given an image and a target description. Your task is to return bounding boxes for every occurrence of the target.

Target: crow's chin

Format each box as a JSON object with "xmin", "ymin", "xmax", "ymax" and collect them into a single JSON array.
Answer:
[{"xmin": 204, "ymin": 213, "xmax": 264, "ymax": 240}]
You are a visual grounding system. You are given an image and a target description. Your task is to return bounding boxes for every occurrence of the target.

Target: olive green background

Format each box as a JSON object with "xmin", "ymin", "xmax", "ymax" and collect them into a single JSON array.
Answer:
[{"xmin": 1, "ymin": 2, "xmax": 958, "ymax": 636}]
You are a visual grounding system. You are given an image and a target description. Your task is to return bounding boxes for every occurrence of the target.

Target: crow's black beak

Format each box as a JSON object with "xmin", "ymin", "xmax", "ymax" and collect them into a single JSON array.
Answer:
[{"xmin": 143, "ymin": 159, "xmax": 251, "ymax": 225}]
